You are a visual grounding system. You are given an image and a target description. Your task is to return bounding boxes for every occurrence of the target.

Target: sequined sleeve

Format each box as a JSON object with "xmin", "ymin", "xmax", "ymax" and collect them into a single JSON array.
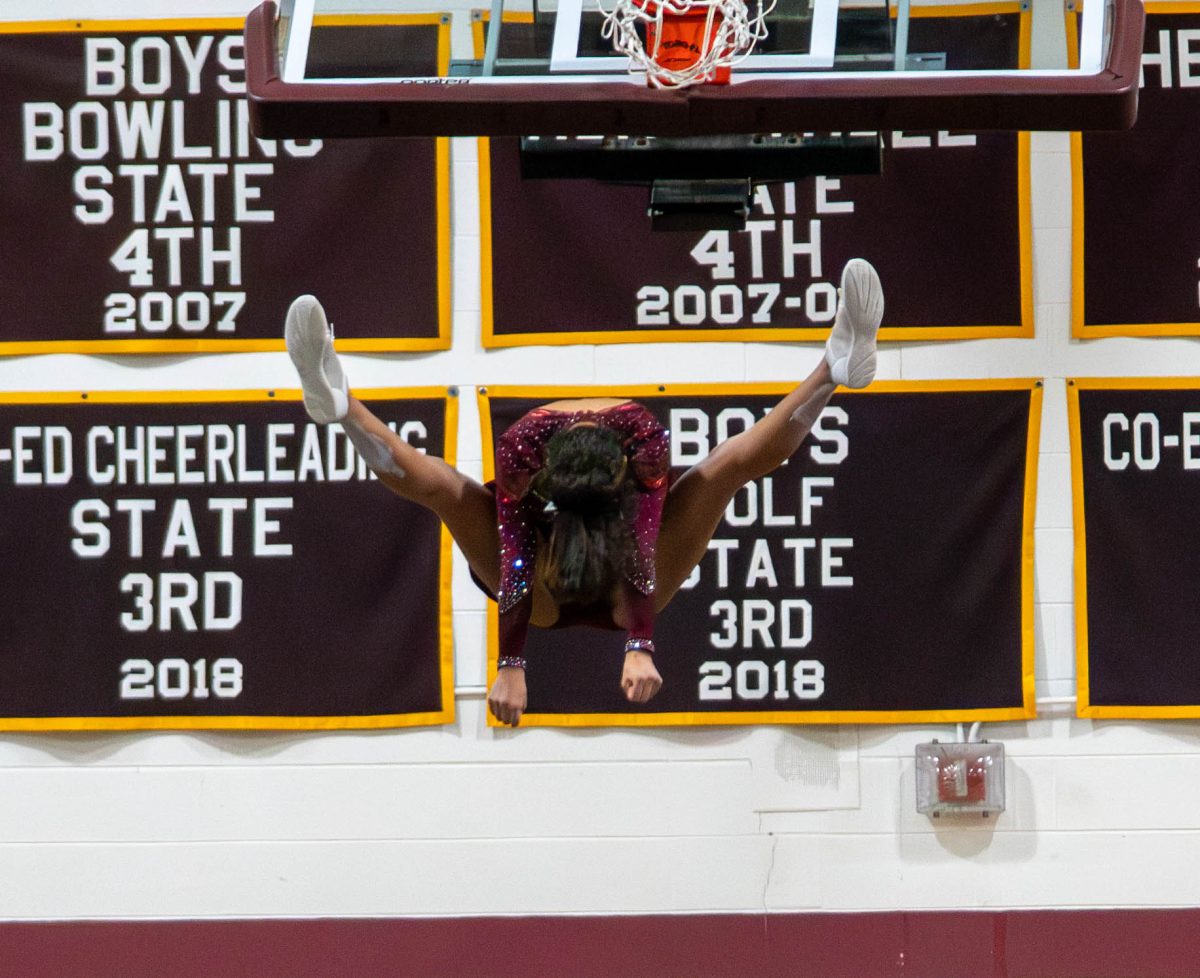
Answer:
[
  {"xmin": 494, "ymin": 453, "xmax": 548, "ymax": 664},
  {"xmin": 495, "ymin": 488, "xmax": 540, "ymax": 663},
  {"xmin": 493, "ymin": 411, "xmax": 565, "ymax": 662},
  {"xmin": 494, "ymin": 410, "xmax": 564, "ymax": 616},
  {"xmin": 606, "ymin": 403, "xmax": 670, "ymax": 598},
  {"xmin": 495, "ymin": 411, "xmax": 559, "ymax": 507},
  {"xmin": 495, "ymin": 488, "xmax": 540, "ymax": 616},
  {"xmin": 610, "ymin": 403, "xmax": 670, "ymax": 494}
]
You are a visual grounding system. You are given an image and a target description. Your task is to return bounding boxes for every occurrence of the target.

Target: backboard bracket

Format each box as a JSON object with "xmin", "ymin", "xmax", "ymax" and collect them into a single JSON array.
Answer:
[
  {"xmin": 518, "ymin": 133, "xmax": 883, "ymax": 182},
  {"xmin": 649, "ymin": 179, "xmax": 752, "ymax": 231}
]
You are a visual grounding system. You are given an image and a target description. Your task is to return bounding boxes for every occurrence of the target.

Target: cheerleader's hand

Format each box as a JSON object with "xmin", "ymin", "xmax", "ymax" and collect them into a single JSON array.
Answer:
[
  {"xmin": 488, "ymin": 667, "xmax": 527, "ymax": 726},
  {"xmin": 621, "ymin": 651, "xmax": 663, "ymax": 703}
]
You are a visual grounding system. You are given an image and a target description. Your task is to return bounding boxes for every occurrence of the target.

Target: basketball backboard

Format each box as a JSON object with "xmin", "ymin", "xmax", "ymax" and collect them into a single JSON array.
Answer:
[{"xmin": 245, "ymin": 0, "xmax": 1143, "ymax": 138}]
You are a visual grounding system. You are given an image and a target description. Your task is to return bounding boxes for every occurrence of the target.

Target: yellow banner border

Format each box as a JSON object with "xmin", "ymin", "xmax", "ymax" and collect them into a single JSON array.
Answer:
[
  {"xmin": 1070, "ymin": 3, "xmax": 1200, "ymax": 338},
  {"xmin": 479, "ymin": 378, "xmax": 1041, "ymax": 726},
  {"xmin": 1069, "ymin": 376, "xmax": 1200, "ymax": 718},
  {"xmin": 0, "ymin": 385, "xmax": 457, "ymax": 731},
  {"xmin": 477, "ymin": 4, "xmax": 1033, "ymax": 347},
  {"xmin": 0, "ymin": 15, "xmax": 452, "ymax": 355}
]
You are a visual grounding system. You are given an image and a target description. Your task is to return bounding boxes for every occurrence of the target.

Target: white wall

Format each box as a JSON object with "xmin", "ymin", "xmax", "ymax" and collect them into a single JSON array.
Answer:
[{"xmin": 4, "ymin": 0, "xmax": 1200, "ymax": 922}]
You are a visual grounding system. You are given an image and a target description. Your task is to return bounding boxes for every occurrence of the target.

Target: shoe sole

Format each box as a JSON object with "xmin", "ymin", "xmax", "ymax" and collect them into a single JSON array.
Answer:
[
  {"xmin": 285, "ymin": 295, "xmax": 344, "ymax": 423},
  {"xmin": 837, "ymin": 259, "xmax": 883, "ymax": 389}
]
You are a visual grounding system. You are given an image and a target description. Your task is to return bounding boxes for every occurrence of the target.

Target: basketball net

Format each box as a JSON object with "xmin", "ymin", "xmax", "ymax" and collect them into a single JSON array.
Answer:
[{"xmin": 599, "ymin": 0, "xmax": 774, "ymax": 89}]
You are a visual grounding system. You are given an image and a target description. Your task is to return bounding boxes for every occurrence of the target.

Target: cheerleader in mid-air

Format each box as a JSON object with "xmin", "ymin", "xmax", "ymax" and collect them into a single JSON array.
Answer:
[{"xmin": 285, "ymin": 259, "xmax": 882, "ymax": 726}]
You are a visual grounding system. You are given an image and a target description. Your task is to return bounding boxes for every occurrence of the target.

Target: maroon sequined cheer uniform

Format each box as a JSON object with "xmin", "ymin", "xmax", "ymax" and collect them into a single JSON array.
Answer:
[{"xmin": 494, "ymin": 401, "xmax": 670, "ymax": 663}]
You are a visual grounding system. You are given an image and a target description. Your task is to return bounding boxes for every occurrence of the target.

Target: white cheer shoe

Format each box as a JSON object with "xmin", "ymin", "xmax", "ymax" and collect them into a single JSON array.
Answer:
[
  {"xmin": 825, "ymin": 259, "xmax": 884, "ymax": 390},
  {"xmin": 285, "ymin": 295, "xmax": 350, "ymax": 424}
]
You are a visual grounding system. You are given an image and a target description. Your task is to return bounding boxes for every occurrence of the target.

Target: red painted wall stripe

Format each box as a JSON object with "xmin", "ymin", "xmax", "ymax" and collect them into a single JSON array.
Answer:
[{"xmin": 2, "ymin": 910, "xmax": 1199, "ymax": 978}]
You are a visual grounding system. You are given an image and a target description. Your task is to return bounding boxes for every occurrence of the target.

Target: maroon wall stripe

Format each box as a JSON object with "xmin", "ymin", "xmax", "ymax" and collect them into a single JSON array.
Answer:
[{"xmin": 3, "ymin": 910, "xmax": 1200, "ymax": 978}]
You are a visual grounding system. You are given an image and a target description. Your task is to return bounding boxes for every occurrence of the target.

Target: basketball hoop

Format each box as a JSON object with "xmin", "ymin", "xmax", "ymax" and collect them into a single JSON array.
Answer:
[{"xmin": 599, "ymin": 0, "xmax": 775, "ymax": 89}]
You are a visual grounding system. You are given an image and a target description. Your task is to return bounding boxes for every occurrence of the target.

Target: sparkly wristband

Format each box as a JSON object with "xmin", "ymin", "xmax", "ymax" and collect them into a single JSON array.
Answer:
[
  {"xmin": 497, "ymin": 656, "xmax": 527, "ymax": 671},
  {"xmin": 624, "ymin": 638, "xmax": 655, "ymax": 656}
]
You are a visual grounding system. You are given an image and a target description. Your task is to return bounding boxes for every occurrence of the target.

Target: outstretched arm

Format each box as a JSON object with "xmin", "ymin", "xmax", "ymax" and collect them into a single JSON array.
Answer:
[
  {"xmin": 486, "ymin": 461, "xmax": 545, "ymax": 727},
  {"xmin": 612, "ymin": 406, "xmax": 670, "ymax": 703},
  {"xmin": 618, "ymin": 580, "xmax": 663, "ymax": 703},
  {"xmin": 488, "ymin": 600, "xmax": 530, "ymax": 726}
]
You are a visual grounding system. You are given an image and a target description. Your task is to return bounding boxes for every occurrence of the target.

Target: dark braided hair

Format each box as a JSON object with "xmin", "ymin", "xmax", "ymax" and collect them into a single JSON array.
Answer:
[{"xmin": 533, "ymin": 424, "xmax": 637, "ymax": 606}]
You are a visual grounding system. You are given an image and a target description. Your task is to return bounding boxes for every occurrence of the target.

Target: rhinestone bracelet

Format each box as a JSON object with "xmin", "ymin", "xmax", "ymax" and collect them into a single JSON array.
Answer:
[
  {"xmin": 497, "ymin": 656, "xmax": 527, "ymax": 671},
  {"xmin": 624, "ymin": 637, "xmax": 656, "ymax": 656}
]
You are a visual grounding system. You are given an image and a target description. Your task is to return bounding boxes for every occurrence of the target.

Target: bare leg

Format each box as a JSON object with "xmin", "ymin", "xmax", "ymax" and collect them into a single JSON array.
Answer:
[
  {"xmin": 285, "ymin": 295, "xmax": 502, "ymax": 594},
  {"xmin": 654, "ymin": 257, "xmax": 884, "ymax": 606},
  {"xmin": 341, "ymin": 399, "xmax": 502, "ymax": 595},
  {"xmin": 654, "ymin": 360, "xmax": 837, "ymax": 605}
]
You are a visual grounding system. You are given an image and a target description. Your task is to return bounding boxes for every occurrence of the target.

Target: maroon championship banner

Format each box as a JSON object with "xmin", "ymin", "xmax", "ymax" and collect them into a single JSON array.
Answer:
[
  {"xmin": 0, "ymin": 389, "xmax": 455, "ymax": 730},
  {"xmin": 0, "ymin": 17, "xmax": 449, "ymax": 354},
  {"xmin": 480, "ymin": 6, "xmax": 1032, "ymax": 347},
  {"xmin": 1071, "ymin": 4, "xmax": 1200, "ymax": 337},
  {"xmin": 1069, "ymin": 379, "xmax": 1200, "ymax": 718},
  {"xmin": 480, "ymin": 381, "xmax": 1040, "ymax": 726}
]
